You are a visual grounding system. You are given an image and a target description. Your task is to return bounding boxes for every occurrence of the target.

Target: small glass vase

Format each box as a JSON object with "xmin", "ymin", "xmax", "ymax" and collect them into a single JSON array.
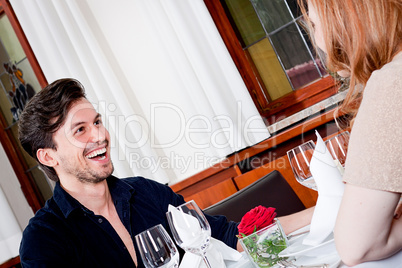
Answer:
[{"xmin": 239, "ymin": 219, "xmax": 289, "ymax": 267}]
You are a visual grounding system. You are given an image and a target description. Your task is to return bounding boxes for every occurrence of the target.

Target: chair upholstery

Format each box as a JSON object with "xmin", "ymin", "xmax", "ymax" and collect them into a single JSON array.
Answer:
[{"xmin": 203, "ymin": 170, "xmax": 306, "ymax": 222}]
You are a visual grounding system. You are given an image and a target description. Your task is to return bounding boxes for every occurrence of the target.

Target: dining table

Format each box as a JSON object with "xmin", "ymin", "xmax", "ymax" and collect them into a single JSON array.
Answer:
[{"xmin": 224, "ymin": 225, "xmax": 402, "ymax": 268}]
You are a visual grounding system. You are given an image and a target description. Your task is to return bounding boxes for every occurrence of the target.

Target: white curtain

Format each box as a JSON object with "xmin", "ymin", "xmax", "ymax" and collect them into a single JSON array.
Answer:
[
  {"xmin": 10, "ymin": 0, "xmax": 270, "ymax": 184},
  {"xmin": 0, "ymin": 143, "xmax": 33, "ymax": 263},
  {"xmin": 0, "ymin": 186, "xmax": 21, "ymax": 263}
]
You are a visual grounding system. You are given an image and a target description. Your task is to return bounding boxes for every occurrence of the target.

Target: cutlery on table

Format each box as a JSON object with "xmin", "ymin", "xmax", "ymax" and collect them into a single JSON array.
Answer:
[{"xmin": 278, "ymin": 259, "xmax": 329, "ymax": 268}]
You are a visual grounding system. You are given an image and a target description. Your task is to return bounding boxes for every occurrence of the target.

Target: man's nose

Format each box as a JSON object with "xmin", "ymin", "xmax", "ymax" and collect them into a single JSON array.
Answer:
[{"xmin": 89, "ymin": 125, "xmax": 107, "ymax": 143}]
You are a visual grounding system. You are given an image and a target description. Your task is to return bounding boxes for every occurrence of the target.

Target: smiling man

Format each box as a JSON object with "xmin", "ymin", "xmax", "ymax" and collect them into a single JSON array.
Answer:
[
  {"xmin": 17, "ymin": 78, "xmax": 243, "ymax": 268},
  {"xmin": 47, "ymin": 101, "xmax": 112, "ymax": 181},
  {"xmin": 18, "ymin": 78, "xmax": 313, "ymax": 267}
]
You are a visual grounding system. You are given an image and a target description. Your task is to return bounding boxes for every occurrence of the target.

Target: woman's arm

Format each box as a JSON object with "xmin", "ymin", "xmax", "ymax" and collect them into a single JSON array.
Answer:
[
  {"xmin": 235, "ymin": 206, "xmax": 315, "ymax": 251},
  {"xmin": 334, "ymin": 183, "xmax": 402, "ymax": 266},
  {"xmin": 278, "ymin": 206, "xmax": 315, "ymax": 235}
]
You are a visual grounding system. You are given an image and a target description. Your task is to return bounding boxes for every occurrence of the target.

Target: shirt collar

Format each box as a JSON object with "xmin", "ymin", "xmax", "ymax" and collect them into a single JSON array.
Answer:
[{"xmin": 53, "ymin": 176, "xmax": 136, "ymax": 218}]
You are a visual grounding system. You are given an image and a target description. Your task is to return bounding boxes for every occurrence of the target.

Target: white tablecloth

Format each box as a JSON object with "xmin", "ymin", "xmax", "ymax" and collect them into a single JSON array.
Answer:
[
  {"xmin": 225, "ymin": 252, "xmax": 254, "ymax": 268},
  {"xmin": 225, "ymin": 225, "xmax": 402, "ymax": 268},
  {"xmin": 340, "ymin": 251, "xmax": 402, "ymax": 268}
]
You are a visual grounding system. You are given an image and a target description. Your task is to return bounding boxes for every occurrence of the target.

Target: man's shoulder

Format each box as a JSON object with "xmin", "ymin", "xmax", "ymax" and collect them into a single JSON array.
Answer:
[
  {"xmin": 24, "ymin": 198, "xmax": 67, "ymax": 230},
  {"xmin": 20, "ymin": 198, "xmax": 85, "ymax": 266},
  {"xmin": 21, "ymin": 198, "xmax": 73, "ymax": 250}
]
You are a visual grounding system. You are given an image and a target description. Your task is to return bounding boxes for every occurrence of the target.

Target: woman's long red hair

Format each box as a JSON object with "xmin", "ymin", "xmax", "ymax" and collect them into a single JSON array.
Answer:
[{"xmin": 298, "ymin": 0, "xmax": 402, "ymax": 127}]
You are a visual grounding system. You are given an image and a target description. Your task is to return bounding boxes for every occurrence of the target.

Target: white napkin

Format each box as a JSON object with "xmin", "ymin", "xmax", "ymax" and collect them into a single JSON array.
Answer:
[
  {"xmin": 303, "ymin": 131, "xmax": 345, "ymax": 246},
  {"xmin": 168, "ymin": 205, "xmax": 242, "ymax": 267},
  {"xmin": 180, "ymin": 238, "xmax": 242, "ymax": 268},
  {"xmin": 168, "ymin": 204, "xmax": 203, "ymax": 247}
]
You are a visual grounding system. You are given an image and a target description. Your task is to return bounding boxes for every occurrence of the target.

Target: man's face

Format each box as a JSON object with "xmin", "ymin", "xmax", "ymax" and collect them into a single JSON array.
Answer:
[{"xmin": 51, "ymin": 98, "xmax": 114, "ymax": 183}]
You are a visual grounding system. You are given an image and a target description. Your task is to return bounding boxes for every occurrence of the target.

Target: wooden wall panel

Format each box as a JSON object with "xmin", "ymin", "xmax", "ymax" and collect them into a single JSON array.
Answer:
[
  {"xmin": 274, "ymin": 157, "xmax": 318, "ymax": 208},
  {"xmin": 170, "ymin": 166, "xmax": 240, "ymax": 193},
  {"xmin": 170, "ymin": 109, "xmax": 343, "ymax": 212},
  {"xmin": 183, "ymin": 179, "xmax": 238, "ymax": 209},
  {"xmin": 234, "ymin": 157, "xmax": 318, "ymax": 208},
  {"xmin": 0, "ymin": 256, "xmax": 20, "ymax": 268},
  {"xmin": 173, "ymin": 166, "xmax": 240, "ymax": 209}
]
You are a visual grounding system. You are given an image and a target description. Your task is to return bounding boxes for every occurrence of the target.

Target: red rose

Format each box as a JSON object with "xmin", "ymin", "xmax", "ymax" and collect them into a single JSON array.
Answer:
[{"xmin": 237, "ymin": 206, "xmax": 277, "ymax": 238}]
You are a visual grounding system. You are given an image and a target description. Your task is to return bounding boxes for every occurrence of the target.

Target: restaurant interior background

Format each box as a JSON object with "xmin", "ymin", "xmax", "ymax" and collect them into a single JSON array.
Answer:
[{"xmin": 0, "ymin": 0, "xmax": 349, "ymax": 266}]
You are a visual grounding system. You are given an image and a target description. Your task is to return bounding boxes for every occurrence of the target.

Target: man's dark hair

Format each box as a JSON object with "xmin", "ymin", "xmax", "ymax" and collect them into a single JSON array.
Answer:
[{"xmin": 18, "ymin": 78, "xmax": 86, "ymax": 181}]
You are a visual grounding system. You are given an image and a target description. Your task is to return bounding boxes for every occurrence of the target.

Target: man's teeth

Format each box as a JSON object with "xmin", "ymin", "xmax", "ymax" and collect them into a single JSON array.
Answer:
[{"xmin": 86, "ymin": 148, "xmax": 107, "ymax": 159}]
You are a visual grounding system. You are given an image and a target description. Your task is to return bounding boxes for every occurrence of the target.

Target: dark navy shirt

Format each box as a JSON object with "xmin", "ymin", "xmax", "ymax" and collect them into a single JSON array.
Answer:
[{"xmin": 19, "ymin": 176, "xmax": 239, "ymax": 267}]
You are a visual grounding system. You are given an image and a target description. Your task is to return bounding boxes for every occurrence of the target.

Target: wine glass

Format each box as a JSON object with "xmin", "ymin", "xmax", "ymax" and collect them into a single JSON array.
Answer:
[
  {"xmin": 166, "ymin": 200, "xmax": 212, "ymax": 268},
  {"xmin": 287, "ymin": 140, "xmax": 317, "ymax": 190},
  {"xmin": 325, "ymin": 131, "xmax": 350, "ymax": 167},
  {"xmin": 135, "ymin": 224, "xmax": 180, "ymax": 268}
]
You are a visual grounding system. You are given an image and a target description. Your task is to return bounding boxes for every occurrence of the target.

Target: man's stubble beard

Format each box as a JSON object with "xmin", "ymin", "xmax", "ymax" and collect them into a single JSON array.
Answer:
[{"xmin": 76, "ymin": 162, "xmax": 115, "ymax": 184}]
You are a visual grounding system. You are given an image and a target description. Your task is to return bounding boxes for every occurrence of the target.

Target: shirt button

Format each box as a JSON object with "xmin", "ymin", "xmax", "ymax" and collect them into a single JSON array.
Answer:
[{"xmin": 98, "ymin": 218, "xmax": 103, "ymax": 223}]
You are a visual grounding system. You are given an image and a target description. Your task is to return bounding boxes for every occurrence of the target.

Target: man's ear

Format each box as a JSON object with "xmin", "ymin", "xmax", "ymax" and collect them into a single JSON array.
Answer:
[{"xmin": 36, "ymin": 148, "xmax": 58, "ymax": 167}]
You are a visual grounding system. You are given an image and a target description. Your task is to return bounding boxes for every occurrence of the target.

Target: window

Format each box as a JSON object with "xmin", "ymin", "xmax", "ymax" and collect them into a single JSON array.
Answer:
[{"xmin": 204, "ymin": 0, "xmax": 339, "ymax": 126}]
